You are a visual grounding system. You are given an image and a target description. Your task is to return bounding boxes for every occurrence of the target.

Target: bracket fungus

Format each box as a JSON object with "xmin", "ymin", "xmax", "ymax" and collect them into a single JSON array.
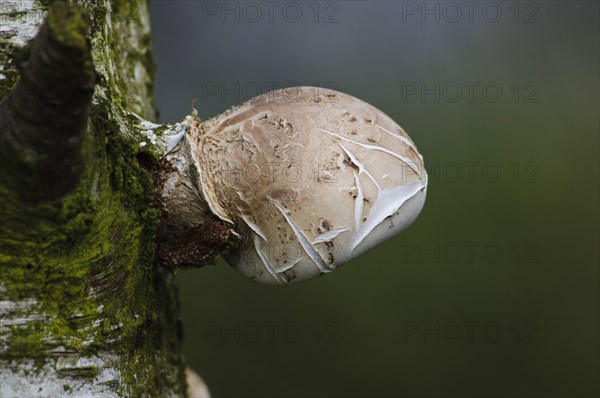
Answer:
[{"xmin": 154, "ymin": 86, "xmax": 427, "ymax": 285}]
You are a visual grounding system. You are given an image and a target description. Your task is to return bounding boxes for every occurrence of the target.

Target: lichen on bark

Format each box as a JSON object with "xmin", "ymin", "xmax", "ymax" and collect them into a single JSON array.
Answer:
[{"xmin": 1, "ymin": 1, "xmax": 187, "ymax": 396}]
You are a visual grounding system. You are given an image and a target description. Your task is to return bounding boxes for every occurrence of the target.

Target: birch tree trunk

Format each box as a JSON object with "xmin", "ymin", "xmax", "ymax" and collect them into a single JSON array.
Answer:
[{"xmin": 0, "ymin": 1, "xmax": 188, "ymax": 395}]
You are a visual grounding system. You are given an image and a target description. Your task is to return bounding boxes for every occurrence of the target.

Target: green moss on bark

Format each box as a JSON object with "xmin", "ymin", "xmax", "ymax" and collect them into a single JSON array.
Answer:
[
  {"xmin": 0, "ymin": 0, "xmax": 186, "ymax": 395},
  {"xmin": 0, "ymin": 100, "xmax": 184, "ymax": 392},
  {"xmin": 47, "ymin": 2, "xmax": 89, "ymax": 49},
  {"xmin": 0, "ymin": 43, "xmax": 21, "ymax": 100}
]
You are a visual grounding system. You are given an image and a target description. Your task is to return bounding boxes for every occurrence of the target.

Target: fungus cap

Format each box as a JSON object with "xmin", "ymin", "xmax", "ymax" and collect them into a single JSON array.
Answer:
[{"xmin": 190, "ymin": 86, "xmax": 427, "ymax": 285}]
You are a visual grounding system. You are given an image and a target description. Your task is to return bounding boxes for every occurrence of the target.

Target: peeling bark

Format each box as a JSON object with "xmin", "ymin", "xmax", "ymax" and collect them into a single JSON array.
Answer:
[{"xmin": 151, "ymin": 118, "xmax": 235, "ymax": 269}]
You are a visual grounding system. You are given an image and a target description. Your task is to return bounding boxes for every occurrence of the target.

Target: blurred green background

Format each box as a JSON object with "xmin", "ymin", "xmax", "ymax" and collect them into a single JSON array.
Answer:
[{"xmin": 150, "ymin": 1, "xmax": 599, "ymax": 397}]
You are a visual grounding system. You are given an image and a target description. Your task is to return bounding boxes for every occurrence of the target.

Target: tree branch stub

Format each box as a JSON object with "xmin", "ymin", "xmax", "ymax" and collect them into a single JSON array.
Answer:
[{"xmin": 0, "ymin": 2, "xmax": 95, "ymax": 203}]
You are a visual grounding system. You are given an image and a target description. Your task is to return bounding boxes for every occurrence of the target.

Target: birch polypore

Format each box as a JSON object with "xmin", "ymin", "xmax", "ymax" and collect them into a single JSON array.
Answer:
[{"xmin": 158, "ymin": 87, "xmax": 427, "ymax": 285}]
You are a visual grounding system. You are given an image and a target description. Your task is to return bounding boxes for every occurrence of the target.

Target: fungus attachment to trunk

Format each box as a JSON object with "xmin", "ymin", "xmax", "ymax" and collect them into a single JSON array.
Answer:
[{"xmin": 155, "ymin": 87, "xmax": 427, "ymax": 285}]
